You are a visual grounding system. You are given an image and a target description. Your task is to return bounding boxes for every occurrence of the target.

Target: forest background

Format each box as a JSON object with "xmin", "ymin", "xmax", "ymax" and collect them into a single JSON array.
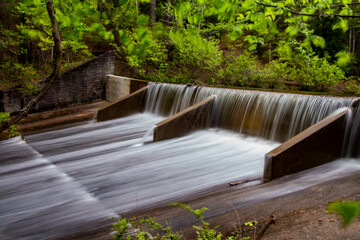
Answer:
[
  {"xmin": 1, "ymin": 0, "xmax": 360, "ymax": 95},
  {"xmin": 1, "ymin": 0, "xmax": 360, "ymax": 231}
]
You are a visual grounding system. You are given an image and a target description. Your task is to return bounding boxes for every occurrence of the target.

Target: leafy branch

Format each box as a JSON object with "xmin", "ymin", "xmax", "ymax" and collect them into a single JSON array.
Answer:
[
  {"xmin": 255, "ymin": 1, "xmax": 360, "ymax": 19},
  {"xmin": 0, "ymin": 0, "xmax": 62, "ymax": 134}
]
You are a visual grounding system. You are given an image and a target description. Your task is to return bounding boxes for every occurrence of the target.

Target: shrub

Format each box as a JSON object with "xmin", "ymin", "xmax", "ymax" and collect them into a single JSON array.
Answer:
[
  {"xmin": 290, "ymin": 54, "xmax": 345, "ymax": 92},
  {"xmin": 0, "ymin": 112, "xmax": 18, "ymax": 138},
  {"xmin": 111, "ymin": 203, "xmax": 257, "ymax": 240},
  {"xmin": 169, "ymin": 29, "xmax": 223, "ymax": 82},
  {"xmin": 327, "ymin": 201, "xmax": 360, "ymax": 226},
  {"xmin": 260, "ymin": 60, "xmax": 289, "ymax": 89},
  {"xmin": 344, "ymin": 79, "xmax": 360, "ymax": 95},
  {"xmin": 219, "ymin": 51, "xmax": 261, "ymax": 87},
  {"xmin": 119, "ymin": 28, "xmax": 168, "ymax": 79},
  {"xmin": 169, "ymin": 29, "xmax": 223, "ymax": 70}
]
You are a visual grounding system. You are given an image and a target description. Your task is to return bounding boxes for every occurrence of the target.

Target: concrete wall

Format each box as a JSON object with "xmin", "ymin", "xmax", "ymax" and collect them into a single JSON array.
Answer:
[
  {"xmin": 96, "ymin": 86, "xmax": 148, "ymax": 122},
  {"xmin": 0, "ymin": 51, "xmax": 115, "ymax": 113},
  {"xmin": 105, "ymin": 75, "xmax": 148, "ymax": 102},
  {"xmin": 106, "ymin": 75, "xmax": 130, "ymax": 102},
  {"xmin": 263, "ymin": 108, "xmax": 349, "ymax": 182},
  {"xmin": 153, "ymin": 96, "xmax": 216, "ymax": 141}
]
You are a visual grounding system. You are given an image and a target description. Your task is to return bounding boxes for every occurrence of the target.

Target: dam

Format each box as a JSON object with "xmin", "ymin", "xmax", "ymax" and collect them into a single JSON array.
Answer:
[{"xmin": 1, "ymin": 81, "xmax": 360, "ymax": 239}]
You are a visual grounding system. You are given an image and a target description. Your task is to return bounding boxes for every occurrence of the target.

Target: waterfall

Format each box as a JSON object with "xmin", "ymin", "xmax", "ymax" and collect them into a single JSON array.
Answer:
[
  {"xmin": 144, "ymin": 83, "xmax": 357, "ymax": 142},
  {"xmin": 345, "ymin": 106, "xmax": 360, "ymax": 157}
]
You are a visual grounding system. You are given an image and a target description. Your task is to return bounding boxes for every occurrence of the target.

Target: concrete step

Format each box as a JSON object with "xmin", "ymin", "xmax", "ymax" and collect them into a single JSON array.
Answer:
[
  {"xmin": 1, "ymin": 100, "xmax": 108, "ymax": 139},
  {"xmin": 19, "ymin": 100, "xmax": 108, "ymax": 134}
]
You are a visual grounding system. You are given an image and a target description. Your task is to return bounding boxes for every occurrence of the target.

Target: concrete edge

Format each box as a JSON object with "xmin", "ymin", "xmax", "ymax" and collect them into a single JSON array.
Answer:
[
  {"xmin": 153, "ymin": 96, "xmax": 216, "ymax": 142},
  {"xmin": 96, "ymin": 86, "xmax": 148, "ymax": 122},
  {"xmin": 106, "ymin": 74, "xmax": 149, "ymax": 84},
  {"xmin": 264, "ymin": 108, "xmax": 350, "ymax": 181},
  {"xmin": 106, "ymin": 74, "xmax": 148, "ymax": 102}
]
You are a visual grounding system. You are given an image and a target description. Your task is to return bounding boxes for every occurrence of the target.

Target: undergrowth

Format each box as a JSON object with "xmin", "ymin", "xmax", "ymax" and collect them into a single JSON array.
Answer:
[
  {"xmin": 111, "ymin": 203, "xmax": 258, "ymax": 240},
  {"xmin": 0, "ymin": 112, "xmax": 18, "ymax": 138}
]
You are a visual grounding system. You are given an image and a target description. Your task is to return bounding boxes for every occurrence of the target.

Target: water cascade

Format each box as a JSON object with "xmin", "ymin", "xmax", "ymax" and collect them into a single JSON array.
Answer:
[
  {"xmin": 345, "ymin": 105, "xmax": 360, "ymax": 157},
  {"xmin": 1, "ymin": 82, "xmax": 360, "ymax": 239},
  {"xmin": 145, "ymin": 83, "xmax": 357, "ymax": 142}
]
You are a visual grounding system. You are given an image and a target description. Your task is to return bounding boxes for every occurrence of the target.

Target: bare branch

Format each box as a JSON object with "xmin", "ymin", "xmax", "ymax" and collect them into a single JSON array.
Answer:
[{"xmin": 256, "ymin": 215, "xmax": 275, "ymax": 240}]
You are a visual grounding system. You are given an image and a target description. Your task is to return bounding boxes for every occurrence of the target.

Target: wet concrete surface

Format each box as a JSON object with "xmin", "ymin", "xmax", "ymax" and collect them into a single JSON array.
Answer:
[
  {"xmin": 17, "ymin": 100, "xmax": 108, "ymax": 134},
  {"xmin": 1, "ymin": 102, "xmax": 360, "ymax": 239},
  {"xmin": 1, "ymin": 113, "xmax": 279, "ymax": 239},
  {"xmin": 128, "ymin": 163, "xmax": 360, "ymax": 239}
]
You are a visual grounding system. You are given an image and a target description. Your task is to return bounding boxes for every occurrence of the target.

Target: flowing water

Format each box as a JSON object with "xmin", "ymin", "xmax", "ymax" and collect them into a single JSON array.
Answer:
[
  {"xmin": 24, "ymin": 114, "xmax": 278, "ymax": 214},
  {"xmin": 0, "ymin": 137, "xmax": 116, "ymax": 240},
  {"xmin": 145, "ymin": 83, "xmax": 357, "ymax": 142},
  {"xmin": 1, "ymin": 83, "xmax": 359, "ymax": 239}
]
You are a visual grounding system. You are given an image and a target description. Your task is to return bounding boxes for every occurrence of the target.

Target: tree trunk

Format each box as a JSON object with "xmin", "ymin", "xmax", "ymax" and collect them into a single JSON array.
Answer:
[
  {"xmin": 0, "ymin": 0, "xmax": 62, "ymax": 134},
  {"xmin": 150, "ymin": 0, "xmax": 156, "ymax": 26}
]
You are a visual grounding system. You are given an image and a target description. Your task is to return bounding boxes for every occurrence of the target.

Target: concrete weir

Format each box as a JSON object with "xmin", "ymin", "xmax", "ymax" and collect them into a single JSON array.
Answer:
[
  {"xmin": 2, "ymin": 75, "xmax": 360, "ymax": 239},
  {"xmin": 105, "ymin": 74, "xmax": 148, "ymax": 102},
  {"xmin": 97, "ymin": 77, "xmax": 357, "ymax": 179},
  {"xmin": 154, "ymin": 96, "xmax": 216, "ymax": 141},
  {"xmin": 96, "ymin": 86, "xmax": 148, "ymax": 121},
  {"xmin": 264, "ymin": 108, "xmax": 350, "ymax": 181}
]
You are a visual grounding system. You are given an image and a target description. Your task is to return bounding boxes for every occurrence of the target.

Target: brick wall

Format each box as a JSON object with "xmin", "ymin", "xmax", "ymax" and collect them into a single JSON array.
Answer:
[{"xmin": 0, "ymin": 51, "xmax": 115, "ymax": 113}]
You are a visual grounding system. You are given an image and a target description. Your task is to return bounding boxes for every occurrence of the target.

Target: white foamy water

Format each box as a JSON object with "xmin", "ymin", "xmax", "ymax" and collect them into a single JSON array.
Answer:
[
  {"xmin": 25, "ymin": 114, "xmax": 279, "ymax": 214},
  {"xmin": 0, "ymin": 138, "xmax": 116, "ymax": 240},
  {"xmin": 145, "ymin": 83, "xmax": 357, "ymax": 142},
  {"xmin": 2, "ymin": 84, "xmax": 359, "ymax": 239}
]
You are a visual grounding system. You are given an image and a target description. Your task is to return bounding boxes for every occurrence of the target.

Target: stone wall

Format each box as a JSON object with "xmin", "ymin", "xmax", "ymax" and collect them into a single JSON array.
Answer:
[{"xmin": 0, "ymin": 51, "xmax": 115, "ymax": 113}]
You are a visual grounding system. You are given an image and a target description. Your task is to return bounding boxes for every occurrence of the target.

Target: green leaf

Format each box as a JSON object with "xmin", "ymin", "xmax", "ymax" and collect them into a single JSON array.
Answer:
[
  {"xmin": 137, "ymin": 27, "xmax": 148, "ymax": 39},
  {"xmin": 138, "ymin": 39, "xmax": 150, "ymax": 58},
  {"xmin": 101, "ymin": 12, "xmax": 108, "ymax": 19},
  {"xmin": 249, "ymin": 44, "xmax": 257, "ymax": 50},
  {"xmin": 137, "ymin": 15, "xmax": 149, "ymax": 26},
  {"xmin": 104, "ymin": 31, "xmax": 114, "ymax": 41},
  {"xmin": 335, "ymin": 51, "xmax": 352, "ymax": 67},
  {"xmin": 119, "ymin": 0, "xmax": 129, "ymax": 5},
  {"xmin": 127, "ymin": 43, "xmax": 135, "ymax": 54},
  {"xmin": 32, "ymin": 0, "xmax": 41, "ymax": 6},
  {"xmin": 61, "ymin": 16, "xmax": 71, "ymax": 27},
  {"xmin": 285, "ymin": 26, "xmax": 298, "ymax": 36},
  {"xmin": 22, "ymin": 29, "xmax": 41, "ymax": 40},
  {"xmin": 310, "ymin": 35, "xmax": 325, "ymax": 48},
  {"xmin": 327, "ymin": 201, "xmax": 360, "ymax": 226},
  {"xmin": 90, "ymin": 23, "xmax": 106, "ymax": 32}
]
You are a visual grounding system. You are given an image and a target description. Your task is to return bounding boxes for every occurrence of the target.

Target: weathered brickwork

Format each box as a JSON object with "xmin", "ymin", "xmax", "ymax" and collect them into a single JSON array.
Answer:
[{"xmin": 0, "ymin": 51, "xmax": 115, "ymax": 113}]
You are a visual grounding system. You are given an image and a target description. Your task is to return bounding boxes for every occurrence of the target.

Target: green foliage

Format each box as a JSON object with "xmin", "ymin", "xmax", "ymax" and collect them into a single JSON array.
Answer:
[
  {"xmin": 111, "ymin": 215, "xmax": 182, "ymax": 240},
  {"xmin": 119, "ymin": 28, "xmax": 168, "ymax": 78},
  {"xmin": 2, "ymin": 0, "xmax": 360, "ymax": 94},
  {"xmin": 0, "ymin": 113, "xmax": 18, "ymax": 138},
  {"xmin": 16, "ymin": 0, "xmax": 100, "ymax": 51},
  {"xmin": 244, "ymin": 221, "xmax": 257, "ymax": 227},
  {"xmin": 218, "ymin": 51, "xmax": 260, "ymax": 87},
  {"xmin": 260, "ymin": 61, "xmax": 289, "ymax": 89},
  {"xmin": 174, "ymin": 203, "xmax": 229, "ymax": 240},
  {"xmin": 0, "ymin": 61, "xmax": 40, "ymax": 91},
  {"xmin": 327, "ymin": 201, "xmax": 360, "ymax": 226},
  {"xmin": 169, "ymin": 29, "xmax": 223, "ymax": 71},
  {"xmin": 111, "ymin": 204, "xmax": 256, "ymax": 240},
  {"xmin": 344, "ymin": 79, "xmax": 360, "ymax": 95},
  {"xmin": 290, "ymin": 54, "xmax": 345, "ymax": 92},
  {"xmin": 336, "ymin": 51, "xmax": 355, "ymax": 75}
]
